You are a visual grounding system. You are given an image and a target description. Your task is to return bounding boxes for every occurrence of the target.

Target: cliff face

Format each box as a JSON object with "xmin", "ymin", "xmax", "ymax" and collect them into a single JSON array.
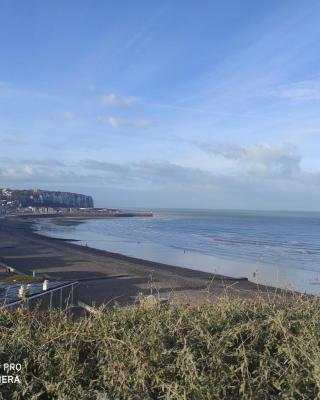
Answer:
[{"xmin": 0, "ymin": 189, "xmax": 94, "ymax": 208}]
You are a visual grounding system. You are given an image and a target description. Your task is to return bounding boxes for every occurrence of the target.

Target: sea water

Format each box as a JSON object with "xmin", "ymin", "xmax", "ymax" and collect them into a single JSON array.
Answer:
[{"xmin": 35, "ymin": 209, "xmax": 320, "ymax": 294}]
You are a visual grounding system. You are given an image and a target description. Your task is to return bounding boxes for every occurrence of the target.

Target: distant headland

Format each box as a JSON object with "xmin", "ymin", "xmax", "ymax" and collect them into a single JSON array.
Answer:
[
  {"xmin": 0, "ymin": 188, "xmax": 152, "ymax": 218},
  {"xmin": 0, "ymin": 188, "xmax": 93, "ymax": 212}
]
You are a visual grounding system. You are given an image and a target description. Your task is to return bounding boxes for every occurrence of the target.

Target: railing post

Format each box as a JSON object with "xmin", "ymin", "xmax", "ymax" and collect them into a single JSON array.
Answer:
[{"xmin": 71, "ymin": 284, "xmax": 74, "ymax": 306}]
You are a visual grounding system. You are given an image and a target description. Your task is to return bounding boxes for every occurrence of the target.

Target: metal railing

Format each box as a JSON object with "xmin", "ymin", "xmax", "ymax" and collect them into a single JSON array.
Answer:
[{"xmin": 2, "ymin": 281, "xmax": 78, "ymax": 310}]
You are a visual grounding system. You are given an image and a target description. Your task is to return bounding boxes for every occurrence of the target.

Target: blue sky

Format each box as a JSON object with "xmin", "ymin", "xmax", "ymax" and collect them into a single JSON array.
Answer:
[{"xmin": 1, "ymin": 0, "xmax": 320, "ymax": 210}]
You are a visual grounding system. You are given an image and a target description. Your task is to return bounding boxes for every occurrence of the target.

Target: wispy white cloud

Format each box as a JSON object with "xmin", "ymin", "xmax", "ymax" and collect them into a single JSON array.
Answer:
[
  {"xmin": 0, "ymin": 165, "xmax": 34, "ymax": 179},
  {"xmin": 100, "ymin": 93, "xmax": 138, "ymax": 107},
  {"xmin": 1, "ymin": 150, "xmax": 320, "ymax": 210},
  {"xmin": 0, "ymin": 158, "xmax": 216, "ymax": 189},
  {"xmin": 83, "ymin": 159, "xmax": 219, "ymax": 188},
  {"xmin": 122, "ymin": 96, "xmax": 138, "ymax": 105},
  {"xmin": 100, "ymin": 94, "xmax": 117, "ymax": 106},
  {"xmin": 196, "ymin": 141, "xmax": 301, "ymax": 179},
  {"xmin": 276, "ymin": 80, "xmax": 320, "ymax": 101},
  {"xmin": 99, "ymin": 115, "xmax": 150, "ymax": 129}
]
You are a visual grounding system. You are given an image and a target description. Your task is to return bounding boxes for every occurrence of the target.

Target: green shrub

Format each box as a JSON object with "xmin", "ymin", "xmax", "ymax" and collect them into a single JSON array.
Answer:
[{"xmin": 0, "ymin": 294, "xmax": 319, "ymax": 399}]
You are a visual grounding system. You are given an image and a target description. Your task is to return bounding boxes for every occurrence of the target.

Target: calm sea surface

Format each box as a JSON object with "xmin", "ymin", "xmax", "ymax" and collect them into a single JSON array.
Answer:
[{"xmin": 35, "ymin": 209, "xmax": 320, "ymax": 294}]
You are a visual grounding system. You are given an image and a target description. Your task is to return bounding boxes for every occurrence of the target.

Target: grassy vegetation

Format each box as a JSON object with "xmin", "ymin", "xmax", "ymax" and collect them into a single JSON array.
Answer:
[
  {"xmin": 2, "ymin": 274, "xmax": 44, "ymax": 284},
  {"xmin": 1, "ymin": 294, "xmax": 320, "ymax": 399}
]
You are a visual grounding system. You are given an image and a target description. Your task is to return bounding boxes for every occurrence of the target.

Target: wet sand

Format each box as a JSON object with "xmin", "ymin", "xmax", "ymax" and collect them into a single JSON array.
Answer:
[{"xmin": 0, "ymin": 216, "xmax": 281, "ymax": 307}]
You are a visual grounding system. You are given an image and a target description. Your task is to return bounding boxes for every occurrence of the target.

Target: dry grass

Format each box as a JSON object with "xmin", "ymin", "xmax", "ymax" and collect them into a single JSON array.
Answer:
[
  {"xmin": 0, "ymin": 293, "xmax": 320, "ymax": 399},
  {"xmin": 2, "ymin": 274, "xmax": 44, "ymax": 285}
]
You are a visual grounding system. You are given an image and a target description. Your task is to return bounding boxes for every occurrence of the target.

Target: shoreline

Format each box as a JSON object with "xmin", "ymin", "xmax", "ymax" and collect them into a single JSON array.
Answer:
[{"xmin": 0, "ymin": 216, "xmax": 284, "ymax": 307}]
